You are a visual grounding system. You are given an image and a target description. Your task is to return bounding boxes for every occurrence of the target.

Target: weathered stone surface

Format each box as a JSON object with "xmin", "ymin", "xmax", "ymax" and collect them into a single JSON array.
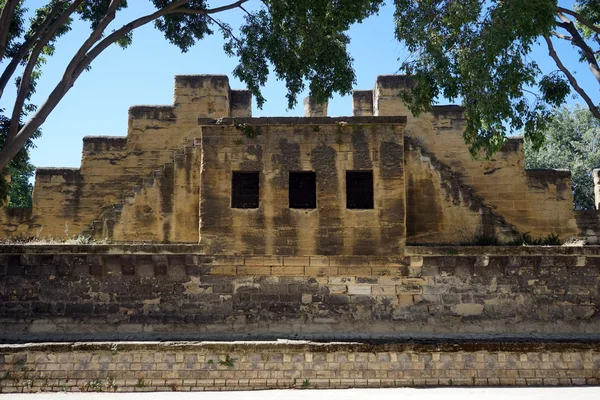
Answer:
[
  {"xmin": 0, "ymin": 74, "xmax": 589, "ymax": 244},
  {"xmin": 199, "ymin": 122, "xmax": 405, "ymax": 256},
  {"xmin": 1, "ymin": 341, "xmax": 599, "ymax": 392},
  {"xmin": 0, "ymin": 245, "xmax": 599, "ymax": 341}
]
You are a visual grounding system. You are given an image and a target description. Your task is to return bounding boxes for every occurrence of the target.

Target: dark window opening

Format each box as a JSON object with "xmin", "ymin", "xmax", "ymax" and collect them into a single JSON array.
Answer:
[
  {"xmin": 231, "ymin": 171, "xmax": 259, "ymax": 208},
  {"xmin": 346, "ymin": 171, "xmax": 374, "ymax": 209},
  {"xmin": 289, "ymin": 171, "xmax": 316, "ymax": 209}
]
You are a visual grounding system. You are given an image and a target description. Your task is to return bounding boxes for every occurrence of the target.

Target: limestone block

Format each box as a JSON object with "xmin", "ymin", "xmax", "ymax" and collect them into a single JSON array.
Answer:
[
  {"xmin": 303, "ymin": 96, "xmax": 328, "ymax": 117},
  {"xmin": 373, "ymin": 75, "xmax": 414, "ymax": 117},
  {"xmin": 174, "ymin": 75, "xmax": 231, "ymax": 119},
  {"xmin": 352, "ymin": 90, "xmax": 373, "ymax": 116}
]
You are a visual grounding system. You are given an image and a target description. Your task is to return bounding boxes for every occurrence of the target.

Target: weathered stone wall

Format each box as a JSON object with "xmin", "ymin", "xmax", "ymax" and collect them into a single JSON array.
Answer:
[
  {"xmin": 0, "ymin": 73, "xmax": 590, "ymax": 243},
  {"xmin": 107, "ymin": 138, "xmax": 202, "ymax": 243},
  {"xmin": 0, "ymin": 76, "xmax": 251, "ymax": 240},
  {"xmin": 364, "ymin": 75, "xmax": 579, "ymax": 240},
  {"xmin": 576, "ymin": 210, "xmax": 600, "ymax": 245},
  {"xmin": 1, "ymin": 341, "xmax": 599, "ymax": 393},
  {"xmin": 199, "ymin": 118, "xmax": 406, "ymax": 256},
  {"xmin": 1, "ymin": 245, "xmax": 600, "ymax": 342},
  {"xmin": 404, "ymin": 138, "xmax": 519, "ymax": 244}
]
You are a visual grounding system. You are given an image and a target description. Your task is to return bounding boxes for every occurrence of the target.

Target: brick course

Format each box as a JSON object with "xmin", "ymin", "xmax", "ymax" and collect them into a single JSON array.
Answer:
[
  {"xmin": 1, "ymin": 341, "xmax": 599, "ymax": 393},
  {"xmin": 1, "ymin": 245, "xmax": 600, "ymax": 341}
]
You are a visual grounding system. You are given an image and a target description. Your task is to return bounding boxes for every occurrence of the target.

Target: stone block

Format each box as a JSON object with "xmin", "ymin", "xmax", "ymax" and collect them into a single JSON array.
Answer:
[
  {"xmin": 303, "ymin": 96, "xmax": 328, "ymax": 117},
  {"xmin": 352, "ymin": 90, "xmax": 374, "ymax": 117}
]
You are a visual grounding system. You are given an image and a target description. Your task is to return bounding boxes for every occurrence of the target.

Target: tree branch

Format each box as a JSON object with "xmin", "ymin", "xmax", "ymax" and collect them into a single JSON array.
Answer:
[
  {"xmin": 0, "ymin": 1, "xmax": 62, "ymax": 99},
  {"xmin": 7, "ymin": 0, "xmax": 83, "ymax": 143},
  {"xmin": 74, "ymin": 0, "xmax": 249, "ymax": 78},
  {"xmin": 0, "ymin": 0, "xmax": 20, "ymax": 62},
  {"xmin": 239, "ymin": 5, "xmax": 251, "ymax": 17},
  {"xmin": 556, "ymin": 12, "xmax": 600, "ymax": 83},
  {"xmin": 0, "ymin": 0, "xmax": 122, "ymax": 170},
  {"xmin": 552, "ymin": 31, "xmax": 572, "ymax": 41},
  {"xmin": 544, "ymin": 35, "xmax": 600, "ymax": 120},
  {"xmin": 557, "ymin": 6, "xmax": 600, "ymax": 35},
  {"xmin": 0, "ymin": 0, "xmax": 249, "ymax": 171},
  {"xmin": 61, "ymin": 0, "xmax": 122, "ymax": 82},
  {"xmin": 0, "ymin": 0, "xmax": 82, "ymax": 100},
  {"xmin": 207, "ymin": 16, "xmax": 241, "ymax": 44}
]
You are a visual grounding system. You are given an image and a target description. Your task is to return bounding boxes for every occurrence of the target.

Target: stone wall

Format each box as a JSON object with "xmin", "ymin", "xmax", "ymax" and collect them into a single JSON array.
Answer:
[
  {"xmin": 1, "ymin": 341, "xmax": 599, "ymax": 393},
  {"xmin": 357, "ymin": 75, "xmax": 579, "ymax": 239},
  {"xmin": 404, "ymin": 138, "xmax": 520, "ymax": 244},
  {"xmin": 1, "ymin": 245, "xmax": 600, "ymax": 342},
  {"xmin": 0, "ymin": 74, "xmax": 588, "ymax": 244},
  {"xmin": 0, "ymin": 75, "xmax": 251, "ymax": 240},
  {"xmin": 199, "ymin": 117, "xmax": 406, "ymax": 256}
]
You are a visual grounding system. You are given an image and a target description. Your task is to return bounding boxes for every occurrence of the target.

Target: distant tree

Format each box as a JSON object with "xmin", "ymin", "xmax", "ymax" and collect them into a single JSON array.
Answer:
[
  {"xmin": 7, "ymin": 161, "xmax": 33, "ymax": 207},
  {"xmin": 0, "ymin": 0, "xmax": 384, "ymax": 203},
  {"xmin": 525, "ymin": 106, "xmax": 600, "ymax": 210},
  {"xmin": 394, "ymin": 0, "xmax": 600, "ymax": 156},
  {"xmin": 0, "ymin": 112, "xmax": 38, "ymax": 207}
]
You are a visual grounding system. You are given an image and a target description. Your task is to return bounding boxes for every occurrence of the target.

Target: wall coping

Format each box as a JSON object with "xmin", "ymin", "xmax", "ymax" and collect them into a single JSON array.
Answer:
[
  {"xmin": 0, "ymin": 244, "xmax": 598, "ymax": 256},
  {"xmin": 197, "ymin": 116, "xmax": 408, "ymax": 126},
  {"xmin": 3, "ymin": 340, "xmax": 600, "ymax": 353}
]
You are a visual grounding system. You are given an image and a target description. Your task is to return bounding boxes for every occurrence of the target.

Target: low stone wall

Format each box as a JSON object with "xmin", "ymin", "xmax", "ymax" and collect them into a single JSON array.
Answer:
[
  {"xmin": 1, "ymin": 245, "xmax": 600, "ymax": 341},
  {"xmin": 1, "ymin": 341, "xmax": 599, "ymax": 393}
]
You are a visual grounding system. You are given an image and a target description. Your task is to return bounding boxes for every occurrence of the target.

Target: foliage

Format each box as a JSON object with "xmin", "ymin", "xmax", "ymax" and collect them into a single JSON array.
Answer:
[
  {"xmin": 393, "ymin": 0, "xmax": 600, "ymax": 157},
  {"xmin": 472, "ymin": 234, "xmax": 500, "ymax": 246},
  {"xmin": 525, "ymin": 106, "xmax": 600, "ymax": 210},
  {"xmin": 218, "ymin": 354, "xmax": 236, "ymax": 367},
  {"xmin": 0, "ymin": 0, "xmax": 385, "ymax": 205},
  {"xmin": 7, "ymin": 161, "xmax": 34, "ymax": 207},
  {"xmin": 508, "ymin": 232, "xmax": 563, "ymax": 246},
  {"xmin": 225, "ymin": 0, "xmax": 384, "ymax": 108},
  {"xmin": 0, "ymin": 113, "xmax": 39, "ymax": 206}
]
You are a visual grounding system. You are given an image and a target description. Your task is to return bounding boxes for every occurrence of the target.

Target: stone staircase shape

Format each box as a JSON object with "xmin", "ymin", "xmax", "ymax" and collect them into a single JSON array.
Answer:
[
  {"xmin": 81, "ymin": 138, "xmax": 200, "ymax": 240},
  {"xmin": 405, "ymin": 136, "xmax": 521, "ymax": 243},
  {"xmin": 82, "ymin": 132, "xmax": 522, "ymax": 244}
]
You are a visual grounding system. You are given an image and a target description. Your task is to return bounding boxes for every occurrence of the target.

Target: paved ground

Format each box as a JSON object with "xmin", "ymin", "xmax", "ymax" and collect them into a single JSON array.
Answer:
[{"xmin": 3, "ymin": 388, "xmax": 600, "ymax": 399}]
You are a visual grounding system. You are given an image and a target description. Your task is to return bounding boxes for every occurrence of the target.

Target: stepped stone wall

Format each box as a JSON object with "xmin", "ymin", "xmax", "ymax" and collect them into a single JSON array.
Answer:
[
  {"xmin": 0, "ymin": 75, "xmax": 250, "ymax": 240},
  {"xmin": 370, "ymin": 76, "xmax": 578, "ymax": 239},
  {"xmin": 0, "ymin": 73, "xmax": 591, "ymax": 245}
]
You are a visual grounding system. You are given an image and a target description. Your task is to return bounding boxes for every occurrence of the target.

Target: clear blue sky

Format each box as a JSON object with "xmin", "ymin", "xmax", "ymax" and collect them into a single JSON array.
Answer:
[{"xmin": 0, "ymin": 1, "xmax": 598, "ymax": 168}]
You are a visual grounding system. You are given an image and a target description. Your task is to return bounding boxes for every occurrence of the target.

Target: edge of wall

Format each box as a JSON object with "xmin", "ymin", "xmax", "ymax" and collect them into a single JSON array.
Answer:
[
  {"xmin": 0, "ymin": 244, "xmax": 597, "ymax": 256},
  {"xmin": 1, "ymin": 340, "xmax": 599, "ymax": 392}
]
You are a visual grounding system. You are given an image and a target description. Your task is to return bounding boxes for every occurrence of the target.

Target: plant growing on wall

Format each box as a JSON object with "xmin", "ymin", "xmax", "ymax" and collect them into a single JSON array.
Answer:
[
  {"xmin": 0, "ymin": 0, "xmax": 384, "ymax": 203},
  {"xmin": 394, "ymin": 0, "xmax": 600, "ymax": 157}
]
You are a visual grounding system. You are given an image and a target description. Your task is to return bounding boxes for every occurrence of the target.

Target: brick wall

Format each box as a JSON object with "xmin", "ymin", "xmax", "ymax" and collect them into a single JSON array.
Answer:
[
  {"xmin": 1, "ymin": 245, "xmax": 600, "ymax": 341},
  {"xmin": 1, "ymin": 341, "xmax": 599, "ymax": 393}
]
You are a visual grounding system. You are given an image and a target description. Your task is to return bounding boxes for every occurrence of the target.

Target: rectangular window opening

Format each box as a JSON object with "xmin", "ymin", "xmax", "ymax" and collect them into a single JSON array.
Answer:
[
  {"xmin": 231, "ymin": 171, "xmax": 259, "ymax": 209},
  {"xmin": 289, "ymin": 171, "xmax": 317, "ymax": 209},
  {"xmin": 346, "ymin": 171, "xmax": 374, "ymax": 209}
]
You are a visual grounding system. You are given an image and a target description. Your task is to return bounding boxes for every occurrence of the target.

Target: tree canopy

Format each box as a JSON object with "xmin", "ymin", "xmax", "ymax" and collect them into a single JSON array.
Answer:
[
  {"xmin": 394, "ymin": 0, "xmax": 600, "ymax": 156},
  {"xmin": 525, "ymin": 106, "xmax": 600, "ymax": 210},
  {"xmin": 0, "ymin": 0, "xmax": 384, "ymax": 203}
]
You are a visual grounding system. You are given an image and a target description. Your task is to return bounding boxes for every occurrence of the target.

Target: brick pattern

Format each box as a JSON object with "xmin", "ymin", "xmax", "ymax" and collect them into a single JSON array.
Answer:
[
  {"xmin": 1, "ymin": 249, "xmax": 600, "ymax": 339},
  {"xmin": 1, "ymin": 342, "xmax": 599, "ymax": 393}
]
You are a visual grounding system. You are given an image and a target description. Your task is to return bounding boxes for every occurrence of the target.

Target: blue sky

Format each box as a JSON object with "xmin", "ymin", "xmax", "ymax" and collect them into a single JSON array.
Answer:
[{"xmin": 1, "ymin": 1, "xmax": 598, "ymax": 168}]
